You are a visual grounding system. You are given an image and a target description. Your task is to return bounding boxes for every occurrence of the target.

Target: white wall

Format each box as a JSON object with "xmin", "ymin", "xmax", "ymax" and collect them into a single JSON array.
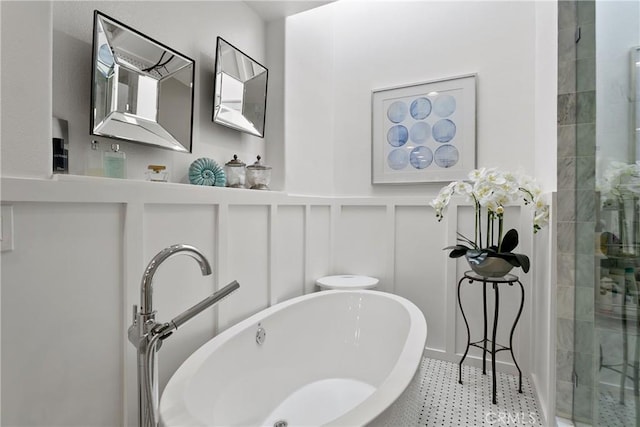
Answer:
[
  {"xmin": 286, "ymin": 1, "xmax": 540, "ymax": 197},
  {"xmin": 0, "ymin": 1, "xmax": 52, "ymax": 179},
  {"xmin": 595, "ymin": 0, "xmax": 640, "ymax": 173}
]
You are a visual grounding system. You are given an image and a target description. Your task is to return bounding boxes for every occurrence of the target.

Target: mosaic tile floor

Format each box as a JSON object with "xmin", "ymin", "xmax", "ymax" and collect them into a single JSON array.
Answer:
[
  {"xmin": 598, "ymin": 386, "xmax": 637, "ymax": 427},
  {"xmin": 372, "ymin": 357, "xmax": 544, "ymax": 426}
]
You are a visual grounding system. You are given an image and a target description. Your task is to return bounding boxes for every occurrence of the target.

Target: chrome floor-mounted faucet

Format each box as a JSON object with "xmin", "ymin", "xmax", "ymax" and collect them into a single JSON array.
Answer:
[{"xmin": 128, "ymin": 244, "xmax": 240, "ymax": 427}]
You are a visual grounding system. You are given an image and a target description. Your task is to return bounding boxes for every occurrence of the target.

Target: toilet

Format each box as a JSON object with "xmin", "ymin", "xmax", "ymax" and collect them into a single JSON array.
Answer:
[{"xmin": 315, "ymin": 275, "xmax": 379, "ymax": 291}]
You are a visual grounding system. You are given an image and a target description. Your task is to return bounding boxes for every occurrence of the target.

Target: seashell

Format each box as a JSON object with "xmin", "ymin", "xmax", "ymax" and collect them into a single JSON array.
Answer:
[{"xmin": 189, "ymin": 158, "xmax": 226, "ymax": 187}]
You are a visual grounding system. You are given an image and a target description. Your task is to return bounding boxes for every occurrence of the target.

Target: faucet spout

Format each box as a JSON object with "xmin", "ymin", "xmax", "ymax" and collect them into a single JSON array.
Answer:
[{"xmin": 140, "ymin": 244, "xmax": 212, "ymax": 315}]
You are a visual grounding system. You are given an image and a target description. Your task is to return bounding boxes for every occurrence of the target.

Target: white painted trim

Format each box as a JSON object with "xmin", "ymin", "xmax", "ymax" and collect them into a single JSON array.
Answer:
[
  {"xmin": 268, "ymin": 204, "xmax": 277, "ymax": 306},
  {"xmin": 215, "ymin": 202, "xmax": 229, "ymax": 334},
  {"xmin": 386, "ymin": 204, "xmax": 396, "ymax": 293},
  {"xmin": 123, "ymin": 203, "xmax": 144, "ymax": 426}
]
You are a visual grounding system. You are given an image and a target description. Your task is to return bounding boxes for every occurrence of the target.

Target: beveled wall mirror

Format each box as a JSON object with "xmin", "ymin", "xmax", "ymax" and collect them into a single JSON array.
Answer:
[
  {"xmin": 213, "ymin": 37, "xmax": 268, "ymax": 138},
  {"xmin": 90, "ymin": 11, "xmax": 195, "ymax": 152}
]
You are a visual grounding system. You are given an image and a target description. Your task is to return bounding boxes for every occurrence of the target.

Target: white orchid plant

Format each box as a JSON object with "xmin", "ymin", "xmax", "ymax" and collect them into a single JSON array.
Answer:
[
  {"xmin": 597, "ymin": 161, "xmax": 640, "ymax": 255},
  {"xmin": 598, "ymin": 161, "xmax": 640, "ymax": 199},
  {"xmin": 429, "ymin": 167, "xmax": 549, "ymax": 273}
]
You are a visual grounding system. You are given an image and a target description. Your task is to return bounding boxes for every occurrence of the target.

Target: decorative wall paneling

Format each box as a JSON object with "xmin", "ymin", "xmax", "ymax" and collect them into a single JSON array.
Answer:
[{"xmin": 1, "ymin": 176, "xmax": 535, "ymax": 425}]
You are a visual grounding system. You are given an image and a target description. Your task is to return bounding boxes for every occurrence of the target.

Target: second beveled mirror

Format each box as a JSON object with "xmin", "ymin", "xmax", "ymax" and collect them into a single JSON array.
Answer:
[
  {"xmin": 213, "ymin": 37, "xmax": 268, "ymax": 138},
  {"xmin": 90, "ymin": 11, "xmax": 195, "ymax": 152}
]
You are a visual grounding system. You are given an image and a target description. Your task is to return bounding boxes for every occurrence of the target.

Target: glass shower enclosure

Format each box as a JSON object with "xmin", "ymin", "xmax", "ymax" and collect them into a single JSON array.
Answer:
[{"xmin": 583, "ymin": 0, "xmax": 640, "ymax": 425}]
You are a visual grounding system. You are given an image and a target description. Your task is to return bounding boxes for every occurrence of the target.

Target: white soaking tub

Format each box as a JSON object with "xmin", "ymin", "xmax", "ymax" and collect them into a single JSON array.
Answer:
[{"xmin": 159, "ymin": 290, "xmax": 427, "ymax": 427}]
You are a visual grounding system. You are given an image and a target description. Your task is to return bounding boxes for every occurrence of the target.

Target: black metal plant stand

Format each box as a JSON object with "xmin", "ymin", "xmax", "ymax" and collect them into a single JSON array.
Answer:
[{"xmin": 457, "ymin": 270, "xmax": 525, "ymax": 404}]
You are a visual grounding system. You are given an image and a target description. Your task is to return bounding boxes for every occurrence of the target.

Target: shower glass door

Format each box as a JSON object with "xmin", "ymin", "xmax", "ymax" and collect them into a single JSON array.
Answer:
[{"xmin": 588, "ymin": 0, "xmax": 640, "ymax": 425}]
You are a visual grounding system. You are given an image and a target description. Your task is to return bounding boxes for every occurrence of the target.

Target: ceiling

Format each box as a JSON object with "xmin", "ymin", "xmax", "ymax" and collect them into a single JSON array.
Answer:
[{"xmin": 244, "ymin": 0, "xmax": 336, "ymax": 22}]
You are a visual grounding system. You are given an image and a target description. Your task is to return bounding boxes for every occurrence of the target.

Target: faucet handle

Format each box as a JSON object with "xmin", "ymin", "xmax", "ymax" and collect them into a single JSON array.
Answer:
[{"xmin": 132, "ymin": 304, "xmax": 138, "ymax": 323}]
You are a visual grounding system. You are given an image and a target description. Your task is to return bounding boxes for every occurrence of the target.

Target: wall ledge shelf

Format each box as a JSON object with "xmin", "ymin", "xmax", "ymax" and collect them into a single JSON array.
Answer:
[{"xmin": 1, "ymin": 175, "xmax": 434, "ymax": 207}]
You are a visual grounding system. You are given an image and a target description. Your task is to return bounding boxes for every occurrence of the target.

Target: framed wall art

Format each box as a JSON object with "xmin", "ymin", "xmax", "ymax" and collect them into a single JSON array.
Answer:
[{"xmin": 371, "ymin": 74, "xmax": 476, "ymax": 184}]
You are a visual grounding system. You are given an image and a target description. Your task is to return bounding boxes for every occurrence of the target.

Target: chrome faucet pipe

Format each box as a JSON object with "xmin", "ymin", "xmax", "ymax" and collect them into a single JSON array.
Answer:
[
  {"xmin": 140, "ymin": 244, "xmax": 212, "ymax": 315},
  {"xmin": 170, "ymin": 280, "xmax": 240, "ymax": 330}
]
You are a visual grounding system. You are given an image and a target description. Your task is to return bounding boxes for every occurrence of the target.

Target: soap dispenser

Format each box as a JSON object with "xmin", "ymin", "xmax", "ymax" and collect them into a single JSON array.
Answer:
[{"xmin": 104, "ymin": 143, "xmax": 127, "ymax": 178}]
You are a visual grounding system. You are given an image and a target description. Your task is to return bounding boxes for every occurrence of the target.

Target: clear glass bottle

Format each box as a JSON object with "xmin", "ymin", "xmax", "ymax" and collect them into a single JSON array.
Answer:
[
  {"xmin": 86, "ymin": 140, "xmax": 104, "ymax": 177},
  {"xmin": 104, "ymin": 143, "xmax": 127, "ymax": 178}
]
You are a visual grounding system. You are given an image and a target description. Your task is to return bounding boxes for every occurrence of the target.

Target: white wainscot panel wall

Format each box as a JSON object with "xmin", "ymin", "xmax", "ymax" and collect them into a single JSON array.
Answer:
[
  {"xmin": 334, "ymin": 205, "xmax": 390, "ymax": 290},
  {"xmin": 394, "ymin": 205, "xmax": 448, "ymax": 356},
  {"xmin": 273, "ymin": 205, "xmax": 306, "ymax": 303},
  {"xmin": 1, "ymin": 177, "xmax": 541, "ymax": 425},
  {"xmin": 1, "ymin": 202, "xmax": 123, "ymax": 426}
]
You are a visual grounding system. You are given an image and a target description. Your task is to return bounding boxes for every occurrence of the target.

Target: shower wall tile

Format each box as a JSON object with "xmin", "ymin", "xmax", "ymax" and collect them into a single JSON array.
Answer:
[
  {"xmin": 557, "ymin": 318, "xmax": 575, "ymax": 352},
  {"xmin": 573, "ymin": 385, "xmax": 594, "ymax": 422},
  {"xmin": 558, "ymin": 125, "xmax": 576, "ymax": 158},
  {"xmin": 574, "ymin": 351, "xmax": 594, "ymax": 387},
  {"xmin": 556, "ymin": 349, "xmax": 575, "ymax": 382},
  {"xmin": 558, "ymin": 1, "xmax": 577, "ymax": 30},
  {"xmin": 574, "ymin": 320, "xmax": 594, "ymax": 354},
  {"xmin": 576, "ymin": 191, "xmax": 595, "ymax": 222},
  {"xmin": 576, "ymin": 124, "xmax": 596, "ymax": 157},
  {"xmin": 557, "ymin": 252, "xmax": 576, "ymax": 287},
  {"xmin": 576, "ymin": 222, "xmax": 595, "ymax": 254},
  {"xmin": 576, "ymin": 24, "xmax": 596, "ymax": 60},
  {"xmin": 557, "ymin": 285, "xmax": 575, "ymax": 319},
  {"xmin": 558, "ymin": 93, "xmax": 577, "ymax": 125},
  {"xmin": 557, "ymin": 222, "xmax": 576, "ymax": 254},
  {"xmin": 557, "ymin": 156, "xmax": 576, "ymax": 190},
  {"xmin": 575, "ymin": 286, "xmax": 594, "ymax": 320},
  {"xmin": 557, "ymin": 189, "xmax": 576, "ymax": 222},
  {"xmin": 577, "ymin": 0, "xmax": 595, "ymax": 25},
  {"xmin": 576, "ymin": 157, "xmax": 595, "ymax": 189},
  {"xmin": 557, "ymin": 0, "xmax": 597, "ymax": 421},
  {"xmin": 558, "ymin": 27, "xmax": 577, "ymax": 61},
  {"xmin": 576, "ymin": 91, "xmax": 596, "ymax": 124},
  {"xmin": 575, "ymin": 254, "xmax": 594, "ymax": 288},
  {"xmin": 556, "ymin": 380, "xmax": 574, "ymax": 417},
  {"xmin": 576, "ymin": 59, "xmax": 596, "ymax": 92},
  {"xmin": 558, "ymin": 59, "xmax": 577, "ymax": 95}
]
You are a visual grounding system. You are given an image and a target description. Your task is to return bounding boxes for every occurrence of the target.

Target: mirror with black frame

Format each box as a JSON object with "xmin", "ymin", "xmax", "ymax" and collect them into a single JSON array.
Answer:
[
  {"xmin": 213, "ymin": 37, "xmax": 268, "ymax": 138},
  {"xmin": 90, "ymin": 11, "xmax": 195, "ymax": 152}
]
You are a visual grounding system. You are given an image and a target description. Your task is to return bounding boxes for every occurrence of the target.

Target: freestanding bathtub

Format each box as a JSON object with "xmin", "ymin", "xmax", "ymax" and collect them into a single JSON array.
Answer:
[{"xmin": 159, "ymin": 290, "xmax": 427, "ymax": 426}]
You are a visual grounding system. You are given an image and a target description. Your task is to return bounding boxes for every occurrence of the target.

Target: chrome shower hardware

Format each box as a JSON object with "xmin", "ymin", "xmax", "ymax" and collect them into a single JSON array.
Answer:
[{"xmin": 128, "ymin": 244, "xmax": 240, "ymax": 427}]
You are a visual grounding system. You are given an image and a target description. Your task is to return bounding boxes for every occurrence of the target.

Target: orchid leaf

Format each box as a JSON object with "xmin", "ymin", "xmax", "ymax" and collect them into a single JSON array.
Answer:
[
  {"xmin": 500, "ymin": 229, "xmax": 519, "ymax": 253},
  {"xmin": 490, "ymin": 251, "xmax": 530, "ymax": 273},
  {"xmin": 448, "ymin": 248, "xmax": 469, "ymax": 258},
  {"xmin": 443, "ymin": 244, "xmax": 470, "ymax": 258},
  {"xmin": 513, "ymin": 253, "xmax": 530, "ymax": 273}
]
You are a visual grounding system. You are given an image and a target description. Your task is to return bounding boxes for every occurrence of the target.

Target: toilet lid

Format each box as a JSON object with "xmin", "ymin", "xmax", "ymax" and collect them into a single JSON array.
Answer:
[{"xmin": 315, "ymin": 275, "xmax": 379, "ymax": 289}]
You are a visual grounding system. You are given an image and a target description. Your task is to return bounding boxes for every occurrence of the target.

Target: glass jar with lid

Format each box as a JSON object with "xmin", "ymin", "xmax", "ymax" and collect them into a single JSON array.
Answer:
[
  {"xmin": 146, "ymin": 164, "xmax": 168, "ymax": 182},
  {"xmin": 246, "ymin": 155, "xmax": 272, "ymax": 190},
  {"xmin": 224, "ymin": 154, "xmax": 246, "ymax": 188}
]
